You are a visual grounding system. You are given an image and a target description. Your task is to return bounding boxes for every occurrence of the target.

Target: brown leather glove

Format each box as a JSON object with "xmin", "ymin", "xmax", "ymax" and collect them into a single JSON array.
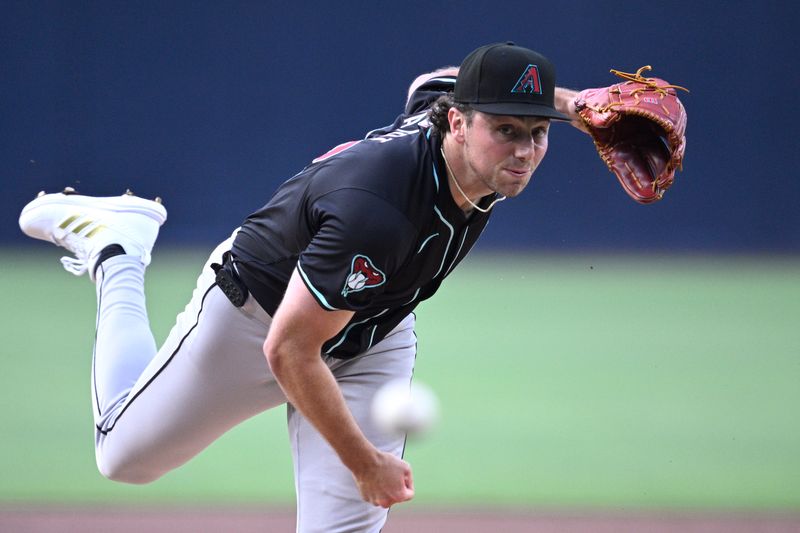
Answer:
[{"xmin": 575, "ymin": 66, "xmax": 688, "ymax": 204}]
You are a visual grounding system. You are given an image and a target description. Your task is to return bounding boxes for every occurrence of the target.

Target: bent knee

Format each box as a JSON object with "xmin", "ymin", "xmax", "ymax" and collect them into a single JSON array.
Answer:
[{"xmin": 96, "ymin": 454, "xmax": 164, "ymax": 485}]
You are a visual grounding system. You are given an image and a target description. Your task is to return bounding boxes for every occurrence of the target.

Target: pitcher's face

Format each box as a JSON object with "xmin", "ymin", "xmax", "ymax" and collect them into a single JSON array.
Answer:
[{"xmin": 450, "ymin": 109, "xmax": 550, "ymax": 199}]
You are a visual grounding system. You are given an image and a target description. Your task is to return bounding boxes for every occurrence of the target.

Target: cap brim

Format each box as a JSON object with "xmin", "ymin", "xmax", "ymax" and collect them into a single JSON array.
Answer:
[{"xmin": 471, "ymin": 102, "xmax": 571, "ymax": 121}]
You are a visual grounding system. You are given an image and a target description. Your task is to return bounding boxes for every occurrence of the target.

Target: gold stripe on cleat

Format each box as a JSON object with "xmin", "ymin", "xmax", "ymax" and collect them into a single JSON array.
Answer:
[
  {"xmin": 72, "ymin": 220, "xmax": 93, "ymax": 234},
  {"xmin": 85, "ymin": 225, "xmax": 106, "ymax": 238},
  {"xmin": 59, "ymin": 215, "xmax": 80, "ymax": 229}
]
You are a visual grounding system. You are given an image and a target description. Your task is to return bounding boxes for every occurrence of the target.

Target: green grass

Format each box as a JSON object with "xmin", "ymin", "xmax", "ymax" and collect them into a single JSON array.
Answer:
[{"xmin": 1, "ymin": 249, "xmax": 799, "ymax": 509}]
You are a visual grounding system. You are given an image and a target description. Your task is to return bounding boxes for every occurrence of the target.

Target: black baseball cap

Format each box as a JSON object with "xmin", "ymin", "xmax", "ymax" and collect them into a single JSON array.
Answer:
[{"xmin": 454, "ymin": 42, "xmax": 570, "ymax": 120}]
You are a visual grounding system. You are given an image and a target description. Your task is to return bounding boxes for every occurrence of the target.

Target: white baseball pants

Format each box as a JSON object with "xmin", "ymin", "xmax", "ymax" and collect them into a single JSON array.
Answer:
[{"xmin": 91, "ymin": 234, "xmax": 416, "ymax": 532}]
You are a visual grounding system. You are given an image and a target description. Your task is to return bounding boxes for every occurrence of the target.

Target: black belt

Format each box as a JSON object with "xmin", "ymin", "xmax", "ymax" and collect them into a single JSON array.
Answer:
[{"xmin": 211, "ymin": 251, "xmax": 249, "ymax": 307}]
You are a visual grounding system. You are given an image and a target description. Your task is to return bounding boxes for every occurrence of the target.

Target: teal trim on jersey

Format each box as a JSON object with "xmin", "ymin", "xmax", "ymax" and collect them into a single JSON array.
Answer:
[
  {"xmin": 297, "ymin": 263, "xmax": 339, "ymax": 311},
  {"xmin": 432, "ymin": 159, "xmax": 440, "ymax": 192},
  {"xmin": 417, "ymin": 232, "xmax": 439, "ymax": 254},
  {"xmin": 445, "ymin": 227, "xmax": 469, "ymax": 277},
  {"xmin": 432, "ymin": 205, "xmax": 455, "ymax": 278},
  {"xmin": 367, "ymin": 325, "xmax": 378, "ymax": 350},
  {"xmin": 403, "ymin": 287, "xmax": 421, "ymax": 306},
  {"xmin": 325, "ymin": 308, "xmax": 390, "ymax": 355}
]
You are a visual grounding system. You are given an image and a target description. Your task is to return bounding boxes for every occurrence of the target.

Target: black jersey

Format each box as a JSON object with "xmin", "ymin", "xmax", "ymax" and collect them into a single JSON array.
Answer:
[{"xmin": 232, "ymin": 76, "xmax": 500, "ymax": 358}]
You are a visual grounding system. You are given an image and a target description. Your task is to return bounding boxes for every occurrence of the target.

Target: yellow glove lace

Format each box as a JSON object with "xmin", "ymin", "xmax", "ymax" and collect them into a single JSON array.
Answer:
[{"xmin": 610, "ymin": 65, "xmax": 690, "ymax": 94}]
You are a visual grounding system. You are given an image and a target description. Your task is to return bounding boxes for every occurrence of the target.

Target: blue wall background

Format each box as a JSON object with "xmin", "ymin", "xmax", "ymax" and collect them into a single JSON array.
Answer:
[{"xmin": 2, "ymin": 0, "xmax": 797, "ymax": 252}]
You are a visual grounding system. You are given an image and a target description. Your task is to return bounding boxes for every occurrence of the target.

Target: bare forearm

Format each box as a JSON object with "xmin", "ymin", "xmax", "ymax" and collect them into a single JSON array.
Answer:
[
  {"xmin": 555, "ymin": 87, "xmax": 589, "ymax": 133},
  {"xmin": 266, "ymin": 338, "xmax": 414, "ymax": 507},
  {"xmin": 269, "ymin": 346, "xmax": 377, "ymax": 473}
]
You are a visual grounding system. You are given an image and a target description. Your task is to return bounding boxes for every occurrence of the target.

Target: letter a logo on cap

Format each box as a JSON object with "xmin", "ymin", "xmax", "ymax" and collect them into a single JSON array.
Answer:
[{"xmin": 511, "ymin": 64, "xmax": 542, "ymax": 95}]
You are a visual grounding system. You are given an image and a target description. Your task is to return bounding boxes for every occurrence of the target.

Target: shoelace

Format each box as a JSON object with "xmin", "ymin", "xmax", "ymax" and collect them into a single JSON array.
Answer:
[
  {"xmin": 59, "ymin": 249, "xmax": 152, "ymax": 277},
  {"xmin": 54, "ymin": 229, "xmax": 93, "ymax": 276},
  {"xmin": 57, "ymin": 235, "xmax": 151, "ymax": 277},
  {"xmin": 60, "ymin": 255, "xmax": 89, "ymax": 276}
]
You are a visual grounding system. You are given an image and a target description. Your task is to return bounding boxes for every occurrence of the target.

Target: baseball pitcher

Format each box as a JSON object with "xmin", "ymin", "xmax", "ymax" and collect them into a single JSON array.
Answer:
[{"xmin": 18, "ymin": 42, "xmax": 686, "ymax": 532}]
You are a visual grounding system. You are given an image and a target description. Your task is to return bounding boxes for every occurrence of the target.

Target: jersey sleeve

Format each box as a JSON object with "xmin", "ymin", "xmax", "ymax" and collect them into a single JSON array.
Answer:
[{"xmin": 296, "ymin": 189, "xmax": 417, "ymax": 312}]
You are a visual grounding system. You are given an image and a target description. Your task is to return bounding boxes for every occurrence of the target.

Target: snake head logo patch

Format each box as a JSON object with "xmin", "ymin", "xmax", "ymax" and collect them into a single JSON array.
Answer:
[{"xmin": 342, "ymin": 255, "xmax": 386, "ymax": 297}]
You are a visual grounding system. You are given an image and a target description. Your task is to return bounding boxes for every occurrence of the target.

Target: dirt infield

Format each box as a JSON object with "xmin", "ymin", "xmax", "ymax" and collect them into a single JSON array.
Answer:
[{"xmin": 2, "ymin": 506, "xmax": 799, "ymax": 533}]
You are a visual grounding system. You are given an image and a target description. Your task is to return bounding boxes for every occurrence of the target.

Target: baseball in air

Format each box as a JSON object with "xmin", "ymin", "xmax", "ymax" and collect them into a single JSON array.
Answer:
[{"xmin": 371, "ymin": 379, "xmax": 439, "ymax": 437}]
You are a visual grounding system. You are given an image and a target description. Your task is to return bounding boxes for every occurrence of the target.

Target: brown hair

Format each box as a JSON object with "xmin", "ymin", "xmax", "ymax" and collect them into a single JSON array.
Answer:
[{"xmin": 428, "ymin": 94, "xmax": 474, "ymax": 137}]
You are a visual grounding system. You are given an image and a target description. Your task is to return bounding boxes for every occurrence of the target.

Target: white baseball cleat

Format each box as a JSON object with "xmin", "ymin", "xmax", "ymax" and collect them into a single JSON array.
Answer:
[{"xmin": 19, "ymin": 188, "xmax": 167, "ymax": 281}]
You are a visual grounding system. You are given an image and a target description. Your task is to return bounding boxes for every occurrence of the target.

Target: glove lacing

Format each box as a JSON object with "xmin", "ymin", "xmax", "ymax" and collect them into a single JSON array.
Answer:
[
  {"xmin": 609, "ymin": 65, "xmax": 689, "ymax": 94},
  {"xmin": 586, "ymin": 66, "xmax": 690, "ymax": 114}
]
